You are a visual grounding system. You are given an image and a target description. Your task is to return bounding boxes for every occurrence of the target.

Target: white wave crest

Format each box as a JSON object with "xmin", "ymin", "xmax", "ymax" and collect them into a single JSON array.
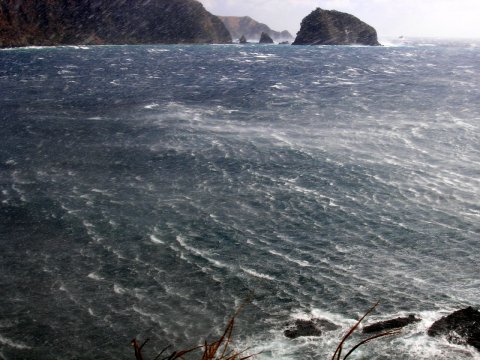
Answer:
[{"xmin": 0, "ymin": 334, "xmax": 31, "ymax": 350}]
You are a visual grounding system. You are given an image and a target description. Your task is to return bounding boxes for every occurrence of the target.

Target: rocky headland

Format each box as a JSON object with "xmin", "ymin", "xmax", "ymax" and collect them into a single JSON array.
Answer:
[
  {"xmin": 0, "ymin": 0, "xmax": 232, "ymax": 48},
  {"xmin": 219, "ymin": 16, "xmax": 292, "ymax": 42},
  {"xmin": 292, "ymin": 8, "xmax": 380, "ymax": 46}
]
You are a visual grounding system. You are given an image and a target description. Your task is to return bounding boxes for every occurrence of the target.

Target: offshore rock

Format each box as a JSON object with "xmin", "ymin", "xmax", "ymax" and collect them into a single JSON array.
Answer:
[
  {"xmin": 259, "ymin": 32, "xmax": 274, "ymax": 44},
  {"xmin": 0, "ymin": 0, "xmax": 232, "ymax": 48},
  {"xmin": 239, "ymin": 35, "xmax": 247, "ymax": 44},
  {"xmin": 362, "ymin": 315, "xmax": 421, "ymax": 334},
  {"xmin": 220, "ymin": 16, "xmax": 292, "ymax": 42},
  {"xmin": 428, "ymin": 307, "xmax": 480, "ymax": 352},
  {"xmin": 292, "ymin": 8, "xmax": 380, "ymax": 46},
  {"xmin": 284, "ymin": 318, "xmax": 339, "ymax": 339}
]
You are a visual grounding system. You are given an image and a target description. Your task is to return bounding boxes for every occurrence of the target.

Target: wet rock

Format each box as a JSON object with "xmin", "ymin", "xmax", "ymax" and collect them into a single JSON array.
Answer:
[
  {"xmin": 292, "ymin": 8, "xmax": 380, "ymax": 46},
  {"xmin": 362, "ymin": 314, "xmax": 421, "ymax": 334},
  {"xmin": 239, "ymin": 35, "xmax": 247, "ymax": 44},
  {"xmin": 428, "ymin": 307, "xmax": 480, "ymax": 351},
  {"xmin": 284, "ymin": 318, "xmax": 339, "ymax": 339},
  {"xmin": 259, "ymin": 32, "xmax": 274, "ymax": 44}
]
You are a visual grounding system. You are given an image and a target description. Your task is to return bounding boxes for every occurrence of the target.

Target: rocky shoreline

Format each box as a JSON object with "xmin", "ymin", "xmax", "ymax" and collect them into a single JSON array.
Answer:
[{"xmin": 283, "ymin": 307, "xmax": 480, "ymax": 353}]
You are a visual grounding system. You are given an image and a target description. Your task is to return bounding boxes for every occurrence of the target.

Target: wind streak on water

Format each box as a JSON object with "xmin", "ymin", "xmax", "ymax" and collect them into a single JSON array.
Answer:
[{"xmin": 0, "ymin": 41, "xmax": 479, "ymax": 359}]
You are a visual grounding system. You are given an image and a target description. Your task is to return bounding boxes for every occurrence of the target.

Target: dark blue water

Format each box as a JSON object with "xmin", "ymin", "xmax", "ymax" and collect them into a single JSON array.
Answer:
[{"xmin": 0, "ymin": 41, "xmax": 479, "ymax": 359}]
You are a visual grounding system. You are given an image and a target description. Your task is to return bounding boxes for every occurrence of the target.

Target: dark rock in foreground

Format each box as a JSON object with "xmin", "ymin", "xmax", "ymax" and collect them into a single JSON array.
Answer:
[
  {"xmin": 363, "ymin": 315, "xmax": 421, "ymax": 334},
  {"xmin": 292, "ymin": 8, "xmax": 380, "ymax": 46},
  {"xmin": 428, "ymin": 307, "xmax": 480, "ymax": 351},
  {"xmin": 0, "ymin": 0, "xmax": 232, "ymax": 48},
  {"xmin": 239, "ymin": 35, "xmax": 247, "ymax": 44},
  {"xmin": 284, "ymin": 318, "xmax": 339, "ymax": 339},
  {"xmin": 259, "ymin": 32, "xmax": 274, "ymax": 44}
]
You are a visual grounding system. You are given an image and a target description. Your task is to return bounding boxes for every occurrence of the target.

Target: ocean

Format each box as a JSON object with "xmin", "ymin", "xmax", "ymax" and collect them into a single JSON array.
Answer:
[{"xmin": 0, "ymin": 39, "xmax": 479, "ymax": 359}]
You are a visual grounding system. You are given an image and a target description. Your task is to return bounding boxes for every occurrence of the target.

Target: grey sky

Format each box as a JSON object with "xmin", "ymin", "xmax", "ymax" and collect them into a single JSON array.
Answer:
[{"xmin": 198, "ymin": 0, "xmax": 480, "ymax": 39}]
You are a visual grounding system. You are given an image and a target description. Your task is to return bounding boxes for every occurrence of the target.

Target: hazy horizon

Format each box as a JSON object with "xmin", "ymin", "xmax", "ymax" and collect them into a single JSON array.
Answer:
[{"xmin": 198, "ymin": 0, "xmax": 480, "ymax": 40}]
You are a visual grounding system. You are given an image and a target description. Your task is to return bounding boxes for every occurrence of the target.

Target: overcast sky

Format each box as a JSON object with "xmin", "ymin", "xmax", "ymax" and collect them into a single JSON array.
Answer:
[{"xmin": 198, "ymin": 0, "xmax": 480, "ymax": 39}]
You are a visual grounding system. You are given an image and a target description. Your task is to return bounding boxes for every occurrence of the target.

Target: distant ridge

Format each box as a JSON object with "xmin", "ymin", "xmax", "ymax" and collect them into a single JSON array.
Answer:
[
  {"xmin": 219, "ymin": 16, "xmax": 292, "ymax": 41},
  {"xmin": 0, "ymin": 0, "xmax": 232, "ymax": 48}
]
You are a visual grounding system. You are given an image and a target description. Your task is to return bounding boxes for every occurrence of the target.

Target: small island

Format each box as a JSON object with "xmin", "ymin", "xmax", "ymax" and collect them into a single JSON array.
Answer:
[{"xmin": 293, "ymin": 8, "xmax": 380, "ymax": 46}]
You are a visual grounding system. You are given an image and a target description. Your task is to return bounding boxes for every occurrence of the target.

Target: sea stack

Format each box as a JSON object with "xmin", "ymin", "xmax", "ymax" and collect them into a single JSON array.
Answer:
[
  {"xmin": 0, "ymin": 0, "xmax": 232, "ymax": 48},
  {"xmin": 259, "ymin": 32, "xmax": 274, "ymax": 44},
  {"xmin": 292, "ymin": 8, "xmax": 380, "ymax": 46}
]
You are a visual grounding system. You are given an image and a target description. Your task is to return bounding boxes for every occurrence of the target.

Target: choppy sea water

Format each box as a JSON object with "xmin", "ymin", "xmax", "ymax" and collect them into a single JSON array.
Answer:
[{"xmin": 0, "ymin": 39, "xmax": 479, "ymax": 359}]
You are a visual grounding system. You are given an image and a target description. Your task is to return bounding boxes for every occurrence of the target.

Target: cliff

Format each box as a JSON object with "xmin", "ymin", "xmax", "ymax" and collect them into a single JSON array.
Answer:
[
  {"xmin": 292, "ymin": 8, "xmax": 380, "ymax": 46},
  {"xmin": 0, "ymin": 0, "xmax": 232, "ymax": 48},
  {"xmin": 219, "ymin": 16, "xmax": 292, "ymax": 42}
]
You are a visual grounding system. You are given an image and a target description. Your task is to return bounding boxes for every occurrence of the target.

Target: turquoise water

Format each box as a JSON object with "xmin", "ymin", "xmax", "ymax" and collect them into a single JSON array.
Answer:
[{"xmin": 0, "ymin": 41, "xmax": 479, "ymax": 359}]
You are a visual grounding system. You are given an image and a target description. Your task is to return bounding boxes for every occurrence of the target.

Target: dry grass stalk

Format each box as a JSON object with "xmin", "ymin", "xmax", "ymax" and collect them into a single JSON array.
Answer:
[
  {"xmin": 331, "ymin": 301, "xmax": 400, "ymax": 360},
  {"xmin": 200, "ymin": 313, "xmax": 254, "ymax": 360},
  {"xmin": 342, "ymin": 329, "xmax": 401, "ymax": 360},
  {"xmin": 132, "ymin": 302, "xmax": 256, "ymax": 360},
  {"xmin": 132, "ymin": 338, "xmax": 149, "ymax": 360},
  {"xmin": 134, "ymin": 301, "xmax": 400, "ymax": 360},
  {"xmin": 200, "ymin": 302, "xmax": 256, "ymax": 360}
]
